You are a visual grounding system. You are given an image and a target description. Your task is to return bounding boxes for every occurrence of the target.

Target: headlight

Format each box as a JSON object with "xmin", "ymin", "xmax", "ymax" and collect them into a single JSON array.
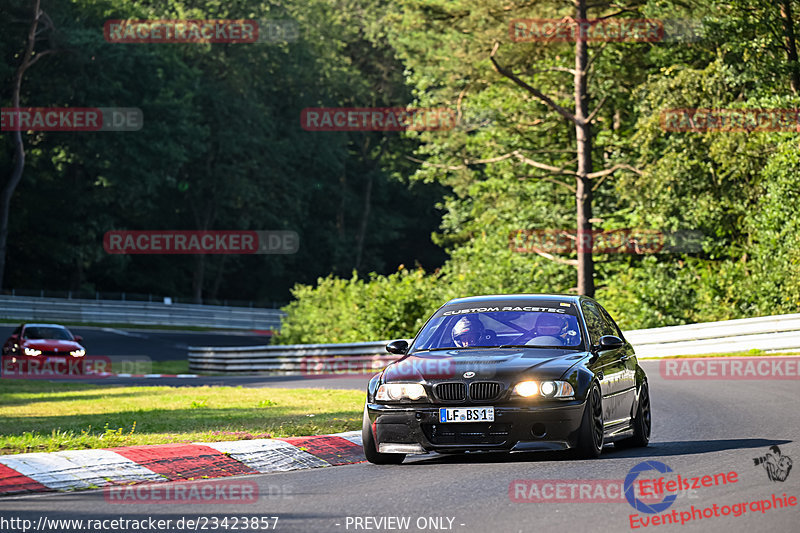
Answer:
[
  {"xmin": 70, "ymin": 349, "xmax": 86, "ymax": 357},
  {"xmin": 513, "ymin": 380, "xmax": 574, "ymax": 399},
  {"xmin": 376, "ymin": 383, "xmax": 427, "ymax": 401},
  {"xmin": 540, "ymin": 381, "xmax": 557, "ymax": 396},
  {"xmin": 513, "ymin": 381, "xmax": 539, "ymax": 397},
  {"xmin": 23, "ymin": 347, "xmax": 41, "ymax": 356},
  {"xmin": 541, "ymin": 381, "xmax": 574, "ymax": 398}
]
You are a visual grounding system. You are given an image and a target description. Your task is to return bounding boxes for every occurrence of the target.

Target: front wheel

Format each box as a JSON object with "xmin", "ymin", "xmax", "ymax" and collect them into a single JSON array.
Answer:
[
  {"xmin": 574, "ymin": 382, "xmax": 604, "ymax": 459},
  {"xmin": 362, "ymin": 405, "xmax": 405, "ymax": 464},
  {"xmin": 615, "ymin": 381, "xmax": 651, "ymax": 449}
]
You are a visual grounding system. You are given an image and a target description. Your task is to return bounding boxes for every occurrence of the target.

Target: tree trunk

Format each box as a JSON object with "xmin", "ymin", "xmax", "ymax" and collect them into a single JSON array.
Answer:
[
  {"xmin": 354, "ymin": 172, "xmax": 373, "ymax": 271},
  {"xmin": 336, "ymin": 167, "xmax": 347, "ymax": 240},
  {"xmin": 354, "ymin": 137, "xmax": 384, "ymax": 271},
  {"xmin": 574, "ymin": 0, "xmax": 595, "ymax": 297},
  {"xmin": 189, "ymin": 149, "xmax": 218, "ymax": 304},
  {"xmin": 780, "ymin": 0, "xmax": 800, "ymax": 93},
  {"xmin": 0, "ymin": 126, "xmax": 26, "ymax": 291},
  {"xmin": 0, "ymin": 0, "xmax": 44, "ymax": 290}
]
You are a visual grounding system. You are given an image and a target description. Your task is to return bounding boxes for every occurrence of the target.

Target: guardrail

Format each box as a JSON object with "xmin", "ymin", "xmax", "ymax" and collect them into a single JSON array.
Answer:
[
  {"xmin": 625, "ymin": 313, "xmax": 800, "ymax": 358},
  {"xmin": 0, "ymin": 295, "xmax": 284, "ymax": 331},
  {"xmin": 188, "ymin": 340, "xmax": 406, "ymax": 374},
  {"xmin": 188, "ymin": 313, "xmax": 800, "ymax": 373}
]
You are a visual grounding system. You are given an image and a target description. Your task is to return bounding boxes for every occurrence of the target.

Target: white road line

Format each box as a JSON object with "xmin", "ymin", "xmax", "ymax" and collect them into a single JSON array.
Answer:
[{"xmin": 99, "ymin": 328, "xmax": 149, "ymax": 338}]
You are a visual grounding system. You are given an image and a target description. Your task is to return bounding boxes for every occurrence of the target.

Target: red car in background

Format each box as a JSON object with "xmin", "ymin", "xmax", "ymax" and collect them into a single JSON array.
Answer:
[{"xmin": 3, "ymin": 323, "xmax": 85, "ymax": 357}]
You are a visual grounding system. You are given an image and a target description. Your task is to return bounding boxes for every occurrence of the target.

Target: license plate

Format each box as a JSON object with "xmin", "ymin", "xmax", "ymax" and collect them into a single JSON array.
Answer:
[{"xmin": 439, "ymin": 406, "xmax": 494, "ymax": 423}]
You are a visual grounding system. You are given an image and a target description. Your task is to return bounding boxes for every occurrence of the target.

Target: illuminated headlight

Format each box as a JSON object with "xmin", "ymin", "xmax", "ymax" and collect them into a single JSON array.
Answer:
[
  {"xmin": 513, "ymin": 381, "xmax": 539, "ymax": 397},
  {"xmin": 70, "ymin": 349, "xmax": 86, "ymax": 357},
  {"xmin": 376, "ymin": 383, "xmax": 427, "ymax": 401},
  {"xmin": 513, "ymin": 380, "xmax": 574, "ymax": 399},
  {"xmin": 23, "ymin": 348, "xmax": 41, "ymax": 356}
]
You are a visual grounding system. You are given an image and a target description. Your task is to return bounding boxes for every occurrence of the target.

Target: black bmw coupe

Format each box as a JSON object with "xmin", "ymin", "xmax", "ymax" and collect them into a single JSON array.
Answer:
[{"xmin": 362, "ymin": 294, "xmax": 650, "ymax": 463}]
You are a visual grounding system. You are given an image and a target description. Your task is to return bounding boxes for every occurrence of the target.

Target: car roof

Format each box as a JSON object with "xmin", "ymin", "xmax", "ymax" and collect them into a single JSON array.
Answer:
[
  {"xmin": 21, "ymin": 323, "xmax": 70, "ymax": 329},
  {"xmin": 443, "ymin": 294, "xmax": 583, "ymax": 306}
]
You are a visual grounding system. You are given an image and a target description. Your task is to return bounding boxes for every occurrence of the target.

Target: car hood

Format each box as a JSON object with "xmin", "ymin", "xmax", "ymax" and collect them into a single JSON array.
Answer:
[
  {"xmin": 21, "ymin": 339, "xmax": 83, "ymax": 351},
  {"xmin": 383, "ymin": 348, "xmax": 590, "ymax": 382}
]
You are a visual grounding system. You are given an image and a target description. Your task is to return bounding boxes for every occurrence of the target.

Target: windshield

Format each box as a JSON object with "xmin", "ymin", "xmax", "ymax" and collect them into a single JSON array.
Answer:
[
  {"xmin": 410, "ymin": 306, "xmax": 583, "ymax": 352},
  {"xmin": 22, "ymin": 327, "xmax": 73, "ymax": 341}
]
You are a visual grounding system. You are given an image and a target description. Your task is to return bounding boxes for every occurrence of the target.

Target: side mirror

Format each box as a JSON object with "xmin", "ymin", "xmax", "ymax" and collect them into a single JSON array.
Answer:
[
  {"xmin": 74, "ymin": 335, "xmax": 84, "ymax": 343},
  {"xmin": 386, "ymin": 339, "xmax": 409, "ymax": 355},
  {"xmin": 596, "ymin": 335, "xmax": 624, "ymax": 351}
]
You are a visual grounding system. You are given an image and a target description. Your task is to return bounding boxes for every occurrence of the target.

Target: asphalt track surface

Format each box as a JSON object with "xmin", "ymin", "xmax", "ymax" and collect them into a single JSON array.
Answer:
[
  {"xmin": 0, "ymin": 325, "xmax": 271, "ymax": 361},
  {"xmin": 0, "ymin": 324, "xmax": 376, "ymax": 387},
  {"xmin": 78, "ymin": 374, "xmax": 373, "ymax": 389},
  {"xmin": 1, "ymin": 360, "xmax": 798, "ymax": 533}
]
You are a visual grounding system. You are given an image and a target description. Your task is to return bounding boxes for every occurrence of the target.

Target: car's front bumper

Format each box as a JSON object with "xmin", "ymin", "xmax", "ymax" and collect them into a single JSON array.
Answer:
[{"xmin": 365, "ymin": 401, "xmax": 586, "ymax": 454}]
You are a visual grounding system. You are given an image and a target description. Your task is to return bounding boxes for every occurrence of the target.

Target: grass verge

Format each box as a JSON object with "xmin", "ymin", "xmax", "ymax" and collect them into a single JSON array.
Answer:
[
  {"xmin": 148, "ymin": 360, "xmax": 191, "ymax": 374},
  {"xmin": 0, "ymin": 380, "xmax": 364, "ymax": 455}
]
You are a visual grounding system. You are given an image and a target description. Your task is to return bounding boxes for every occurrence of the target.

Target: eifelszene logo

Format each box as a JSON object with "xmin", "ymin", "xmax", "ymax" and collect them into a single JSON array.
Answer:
[{"xmin": 625, "ymin": 461, "xmax": 678, "ymax": 514}]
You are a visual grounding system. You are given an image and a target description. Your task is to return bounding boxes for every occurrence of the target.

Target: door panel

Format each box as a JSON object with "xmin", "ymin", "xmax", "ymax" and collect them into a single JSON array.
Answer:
[
  {"xmin": 581, "ymin": 301, "xmax": 627, "ymax": 422},
  {"xmin": 598, "ymin": 305, "xmax": 637, "ymax": 421}
]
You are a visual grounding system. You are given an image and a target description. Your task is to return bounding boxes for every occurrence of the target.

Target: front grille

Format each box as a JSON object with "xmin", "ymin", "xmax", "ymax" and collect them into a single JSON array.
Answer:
[
  {"xmin": 422, "ymin": 423, "xmax": 511, "ymax": 445},
  {"xmin": 434, "ymin": 382, "xmax": 466, "ymax": 401},
  {"xmin": 470, "ymin": 381, "xmax": 502, "ymax": 401}
]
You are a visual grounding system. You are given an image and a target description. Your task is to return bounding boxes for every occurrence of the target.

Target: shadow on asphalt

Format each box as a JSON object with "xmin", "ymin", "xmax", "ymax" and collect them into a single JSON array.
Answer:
[{"xmin": 405, "ymin": 438, "xmax": 793, "ymax": 465}]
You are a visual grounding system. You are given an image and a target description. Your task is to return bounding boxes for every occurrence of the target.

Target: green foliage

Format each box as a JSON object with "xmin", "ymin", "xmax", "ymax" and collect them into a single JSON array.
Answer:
[
  {"xmin": 0, "ymin": 0, "xmax": 445, "ymax": 303},
  {"xmin": 3, "ymin": 0, "xmax": 799, "ymax": 333},
  {"xmin": 276, "ymin": 267, "xmax": 442, "ymax": 343},
  {"xmin": 278, "ymin": 0, "xmax": 800, "ymax": 340}
]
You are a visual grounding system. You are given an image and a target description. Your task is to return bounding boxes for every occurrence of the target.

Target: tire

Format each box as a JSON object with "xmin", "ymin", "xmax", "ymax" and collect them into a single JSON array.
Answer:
[
  {"xmin": 615, "ymin": 381, "xmax": 651, "ymax": 449},
  {"xmin": 362, "ymin": 405, "xmax": 405, "ymax": 465},
  {"xmin": 574, "ymin": 382, "xmax": 604, "ymax": 459}
]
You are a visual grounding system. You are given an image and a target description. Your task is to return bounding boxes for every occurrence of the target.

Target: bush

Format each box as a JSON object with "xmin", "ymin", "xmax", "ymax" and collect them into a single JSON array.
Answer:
[{"xmin": 274, "ymin": 267, "xmax": 443, "ymax": 344}]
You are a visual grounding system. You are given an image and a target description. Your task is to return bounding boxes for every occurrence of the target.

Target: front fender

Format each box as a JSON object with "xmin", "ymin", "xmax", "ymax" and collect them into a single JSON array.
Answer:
[
  {"xmin": 634, "ymin": 364, "xmax": 647, "ymax": 389},
  {"xmin": 366, "ymin": 372, "xmax": 383, "ymax": 402},
  {"xmin": 559, "ymin": 363, "xmax": 596, "ymax": 402}
]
